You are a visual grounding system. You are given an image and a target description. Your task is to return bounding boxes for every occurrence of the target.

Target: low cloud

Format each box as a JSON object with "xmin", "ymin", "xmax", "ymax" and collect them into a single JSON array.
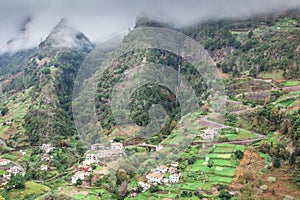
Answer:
[{"xmin": 0, "ymin": 0, "xmax": 299, "ymax": 53}]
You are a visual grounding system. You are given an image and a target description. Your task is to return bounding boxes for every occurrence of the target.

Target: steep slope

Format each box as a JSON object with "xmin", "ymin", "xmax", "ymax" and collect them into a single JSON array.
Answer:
[
  {"xmin": 39, "ymin": 18, "xmax": 94, "ymax": 53},
  {"xmin": 0, "ymin": 18, "xmax": 94, "ymax": 148}
]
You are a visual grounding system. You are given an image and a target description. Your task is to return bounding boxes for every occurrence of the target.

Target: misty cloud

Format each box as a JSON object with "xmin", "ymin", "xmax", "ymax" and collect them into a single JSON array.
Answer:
[{"xmin": 0, "ymin": 0, "xmax": 299, "ymax": 53}]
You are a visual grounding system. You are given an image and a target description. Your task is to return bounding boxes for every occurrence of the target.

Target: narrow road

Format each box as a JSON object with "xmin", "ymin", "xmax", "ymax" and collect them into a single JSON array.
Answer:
[{"xmin": 199, "ymin": 116, "xmax": 265, "ymax": 145}]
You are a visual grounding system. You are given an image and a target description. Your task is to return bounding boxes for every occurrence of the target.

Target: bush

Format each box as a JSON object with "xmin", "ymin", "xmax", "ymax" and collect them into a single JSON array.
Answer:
[
  {"xmin": 235, "ymin": 150, "xmax": 244, "ymax": 160},
  {"xmin": 1, "ymin": 107, "xmax": 9, "ymax": 116}
]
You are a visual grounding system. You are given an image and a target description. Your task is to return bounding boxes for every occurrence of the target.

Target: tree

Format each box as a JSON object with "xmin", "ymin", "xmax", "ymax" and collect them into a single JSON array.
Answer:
[
  {"xmin": 235, "ymin": 150, "xmax": 244, "ymax": 160},
  {"xmin": 1, "ymin": 107, "xmax": 9, "ymax": 116},
  {"xmin": 208, "ymin": 160, "xmax": 214, "ymax": 168},
  {"xmin": 95, "ymin": 178, "xmax": 102, "ymax": 187},
  {"xmin": 188, "ymin": 157, "xmax": 196, "ymax": 165},
  {"xmin": 137, "ymin": 186, "xmax": 143, "ymax": 193},
  {"xmin": 181, "ymin": 191, "xmax": 188, "ymax": 197},
  {"xmin": 6, "ymin": 173, "xmax": 25, "ymax": 190},
  {"xmin": 149, "ymin": 185, "xmax": 159, "ymax": 193},
  {"xmin": 273, "ymin": 157, "xmax": 281, "ymax": 168},
  {"xmin": 75, "ymin": 178, "xmax": 82, "ymax": 186},
  {"xmin": 219, "ymin": 190, "xmax": 232, "ymax": 200}
]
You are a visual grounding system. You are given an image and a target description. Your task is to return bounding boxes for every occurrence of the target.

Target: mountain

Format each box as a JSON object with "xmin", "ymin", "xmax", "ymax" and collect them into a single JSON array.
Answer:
[
  {"xmin": 0, "ymin": 11, "xmax": 299, "ymax": 200},
  {"xmin": 39, "ymin": 18, "xmax": 94, "ymax": 53}
]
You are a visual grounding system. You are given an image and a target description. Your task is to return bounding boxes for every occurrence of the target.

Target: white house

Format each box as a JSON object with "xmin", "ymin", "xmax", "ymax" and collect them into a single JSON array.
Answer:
[
  {"xmin": 7, "ymin": 166, "xmax": 22, "ymax": 176},
  {"xmin": 86, "ymin": 153, "xmax": 97, "ymax": 160},
  {"xmin": 155, "ymin": 145, "xmax": 163, "ymax": 151},
  {"xmin": 168, "ymin": 167, "xmax": 176, "ymax": 174},
  {"xmin": 137, "ymin": 181, "xmax": 151, "ymax": 192},
  {"xmin": 169, "ymin": 173, "xmax": 180, "ymax": 183},
  {"xmin": 146, "ymin": 172, "xmax": 163, "ymax": 183},
  {"xmin": 205, "ymin": 157, "xmax": 210, "ymax": 162},
  {"xmin": 0, "ymin": 159, "xmax": 10, "ymax": 166},
  {"xmin": 41, "ymin": 144, "xmax": 55, "ymax": 153},
  {"xmin": 110, "ymin": 142, "xmax": 123, "ymax": 151},
  {"xmin": 19, "ymin": 150, "xmax": 26, "ymax": 156},
  {"xmin": 41, "ymin": 164, "xmax": 48, "ymax": 171},
  {"xmin": 158, "ymin": 165, "xmax": 168, "ymax": 173},
  {"xmin": 162, "ymin": 178, "xmax": 169, "ymax": 184},
  {"xmin": 91, "ymin": 143, "xmax": 105, "ymax": 150},
  {"xmin": 170, "ymin": 162, "xmax": 179, "ymax": 168},
  {"xmin": 41, "ymin": 154, "xmax": 50, "ymax": 161},
  {"xmin": 72, "ymin": 171, "xmax": 85, "ymax": 184}
]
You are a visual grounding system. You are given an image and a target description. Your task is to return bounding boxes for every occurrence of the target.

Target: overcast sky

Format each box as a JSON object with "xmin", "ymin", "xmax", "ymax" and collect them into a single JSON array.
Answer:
[{"xmin": 0, "ymin": 0, "xmax": 300, "ymax": 52}]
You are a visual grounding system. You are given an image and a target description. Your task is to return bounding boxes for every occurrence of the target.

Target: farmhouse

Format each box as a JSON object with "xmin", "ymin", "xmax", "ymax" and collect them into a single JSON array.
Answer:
[
  {"xmin": 87, "ymin": 142, "xmax": 124, "ymax": 159},
  {"xmin": 137, "ymin": 181, "xmax": 151, "ymax": 192},
  {"xmin": 7, "ymin": 166, "xmax": 22, "ymax": 176},
  {"xmin": 169, "ymin": 173, "xmax": 180, "ymax": 183},
  {"xmin": 110, "ymin": 142, "xmax": 123, "ymax": 151},
  {"xmin": 157, "ymin": 165, "xmax": 168, "ymax": 173},
  {"xmin": 170, "ymin": 161, "xmax": 179, "ymax": 168},
  {"xmin": 71, "ymin": 171, "xmax": 85, "ymax": 184},
  {"xmin": 41, "ymin": 154, "xmax": 50, "ymax": 161},
  {"xmin": 91, "ymin": 143, "xmax": 105, "ymax": 150},
  {"xmin": 41, "ymin": 143, "xmax": 55, "ymax": 153},
  {"xmin": 168, "ymin": 167, "xmax": 176, "ymax": 174},
  {"xmin": 146, "ymin": 172, "xmax": 164, "ymax": 183},
  {"xmin": 86, "ymin": 153, "xmax": 98, "ymax": 161},
  {"xmin": 0, "ymin": 159, "xmax": 10, "ymax": 166},
  {"xmin": 41, "ymin": 164, "xmax": 48, "ymax": 171}
]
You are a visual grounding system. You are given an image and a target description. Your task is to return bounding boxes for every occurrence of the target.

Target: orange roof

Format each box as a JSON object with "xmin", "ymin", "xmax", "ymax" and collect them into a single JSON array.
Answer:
[
  {"xmin": 159, "ymin": 165, "xmax": 168, "ymax": 169},
  {"xmin": 147, "ymin": 172, "xmax": 163, "ymax": 179},
  {"xmin": 0, "ymin": 159, "xmax": 9, "ymax": 162}
]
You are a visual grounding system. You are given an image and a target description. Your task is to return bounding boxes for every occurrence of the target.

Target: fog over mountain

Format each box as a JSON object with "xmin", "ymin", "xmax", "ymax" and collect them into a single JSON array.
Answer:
[{"xmin": 0, "ymin": 0, "xmax": 300, "ymax": 53}]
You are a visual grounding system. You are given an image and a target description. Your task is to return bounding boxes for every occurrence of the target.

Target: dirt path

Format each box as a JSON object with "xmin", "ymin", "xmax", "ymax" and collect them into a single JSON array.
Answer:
[
  {"xmin": 231, "ymin": 148, "xmax": 300, "ymax": 199},
  {"xmin": 229, "ymin": 105, "xmax": 262, "ymax": 115}
]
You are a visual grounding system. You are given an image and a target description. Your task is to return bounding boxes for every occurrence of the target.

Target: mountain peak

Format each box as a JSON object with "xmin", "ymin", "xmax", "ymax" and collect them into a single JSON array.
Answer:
[{"xmin": 39, "ymin": 18, "xmax": 94, "ymax": 52}]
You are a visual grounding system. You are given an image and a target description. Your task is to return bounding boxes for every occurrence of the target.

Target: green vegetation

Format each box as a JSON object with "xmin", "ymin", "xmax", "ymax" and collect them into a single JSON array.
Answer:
[
  {"xmin": 9, "ymin": 181, "xmax": 50, "ymax": 200},
  {"xmin": 283, "ymin": 80, "xmax": 299, "ymax": 86},
  {"xmin": 258, "ymin": 70, "xmax": 284, "ymax": 80}
]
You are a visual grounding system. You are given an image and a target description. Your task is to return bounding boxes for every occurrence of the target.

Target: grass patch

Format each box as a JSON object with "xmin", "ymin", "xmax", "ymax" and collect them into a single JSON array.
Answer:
[
  {"xmin": 283, "ymin": 80, "xmax": 299, "ymax": 86},
  {"xmin": 236, "ymin": 129, "xmax": 257, "ymax": 140},
  {"xmin": 277, "ymin": 98, "xmax": 296, "ymax": 107},
  {"xmin": 208, "ymin": 175, "xmax": 233, "ymax": 184},
  {"xmin": 234, "ymin": 145, "xmax": 246, "ymax": 152},
  {"xmin": 289, "ymin": 91, "xmax": 300, "ymax": 95},
  {"xmin": 9, "ymin": 181, "xmax": 50, "ymax": 200},
  {"xmin": 212, "ymin": 159, "xmax": 237, "ymax": 167},
  {"xmin": 258, "ymin": 70, "xmax": 283, "ymax": 81},
  {"xmin": 182, "ymin": 181, "xmax": 208, "ymax": 191},
  {"xmin": 213, "ymin": 167, "xmax": 236, "ymax": 177},
  {"xmin": 207, "ymin": 154, "xmax": 231, "ymax": 159}
]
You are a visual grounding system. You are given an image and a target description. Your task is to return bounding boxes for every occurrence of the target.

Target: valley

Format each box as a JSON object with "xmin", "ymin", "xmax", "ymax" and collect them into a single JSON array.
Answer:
[{"xmin": 0, "ymin": 9, "xmax": 299, "ymax": 200}]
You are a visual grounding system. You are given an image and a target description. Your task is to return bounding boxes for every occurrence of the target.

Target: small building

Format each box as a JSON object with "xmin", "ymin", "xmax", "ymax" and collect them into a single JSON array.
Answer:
[
  {"xmin": 91, "ymin": 143, "xmax": 105, "ymax": 150},
  {"xmin": 7, "ymin": 166, "xmax": 22, "ymax": 176},
  {"xmin": 0, "ymin": 159, "xmax": 10, "ymax": 166},
  {"xmin": 41, "ymin": 164, "xmax": 48, "ymax": 171},
  {"xmin": 72, "ymin": 171, "xmax": 85, "ymax": 184},
  {"xmin": 168, "ymin": 167, "xmax": 176, "ymax": 174},
  {"xmin": 158, "ymin": 165, "xmax": 168, "ymax": 173},
  {"xmin": 170, "ymin": 162, "xmax": 179, "ymax": 168},
  {"xmin": 146, "ymin": 172, "xmax": 163, "ymax": 183},
  {"xmin": 137, "ymin": 181, "xmax": 150, "ymax": 192},
  {"xmin": 131, "ymin": 193, "xmax": 137, "ymax": 198},
  {"xmin": 155, "ymin": 145, "xmax": 163, "ymax": 151},
  {"xmin": 41, "ymin": 154, "xmax": 50, "ymax": 161},
  {"xmin": 86, "ymin": 153, "xmax": 98, "ymax": 161},
  {"xmin": 110, "ymin": 142, "xmax": 123, "ymax": 151},
  {"xmin": 162, "ymin": 178, "xmax": 169, "ymax": 184},
  {"xmin": 169, "ymin": 173, "xmax": 180, "ymax": 183},
  {"xmin": 19, "ymin": 150, "xmax": 26, "ymax": 156},
  {"xmin": 41, "ymin": 144, "xmax": 55, "ymax": 154}
]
